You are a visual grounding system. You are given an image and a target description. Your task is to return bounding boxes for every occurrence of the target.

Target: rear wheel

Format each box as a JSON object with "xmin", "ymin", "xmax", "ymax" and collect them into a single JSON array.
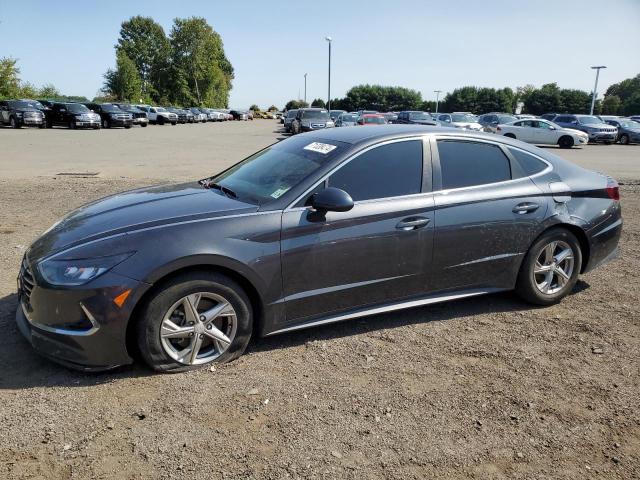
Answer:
[
  {"xmin": 125, "ymin": 125, "xmax": 131, "ymax": 129},
  {"xmin": 158, "ymin": 116, "xmax": 165, "ymax": 125},
  {"xmin": 69, "ymin": 119, "xmax": 76, "ymax": 130},
  {"xmin": 515, "ymin": 228, "xmax": 582, "ymax": 305},
  {"xmin": 10, "ymin": 117, "xmax": 20, "ymax": 129},
  {"xmin": 558, "ymin": 136, "xmax": 574, "ymax": 149},
  {"xmin": 141, "ymin": 123, "xmax": 148, "ymax": 127},
  {"xmin": 136, "ymin": 272, "xmax": 253, "ymax": 372},
  {"xmin": 102, "ymin": 118, "xmax": 110, "ymax": 129},
  {"xmin": 619, "ymin": 134, "xmax": 629, "ymax": 145}
]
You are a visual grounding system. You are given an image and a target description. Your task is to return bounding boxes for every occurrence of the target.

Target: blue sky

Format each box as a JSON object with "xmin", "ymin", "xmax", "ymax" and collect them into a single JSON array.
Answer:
[{"xmin": 2, "ymin": 0, "xmax": 639, "ymax": 109}]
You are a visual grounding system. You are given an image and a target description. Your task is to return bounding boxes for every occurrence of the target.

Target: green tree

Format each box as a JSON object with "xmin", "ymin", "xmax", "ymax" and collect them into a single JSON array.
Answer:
[
  {"xmin": 103, "ymin": 50, "xmax": 144, "ymax": 102},
  {"xmin": 18, "ymin": 82, "xmax": 38, "ymax": 98},
  {"xmin": 39, "ymin": 84, "xmax": 61, "ymax": 98},
  {"xmin": 559, "ymin": 89, "xmax": 591, "ymax": 114},
  {"xmin": 311, "ymin": 98, "xmax": 326, "ymax": 108},
  {"xmin": 284, "ymin": 99, "xmax": 308, "ymax": 110},
  {"xmin": 0, "ymin": 57, "xmax": 21, "ymax": 99},
  {"xmin": 622, "ymin": 93, "xmax": 640, "ymax": 116},
  {"xmin": 341, "ymin": 85, "xmax": 422, "ymax": 111},
  {"xmin": 524, "ymin": 83, "xmax": 563, "ymax": 115},
  {"xmin": 420, "ymin": 100, "xmax": 436, "ymax": 112},
  {"xmin": 117, "ymin": 16, "xmax": 171, "ymax": 100},
  {"xmin": 267, "ymin": 105, "xmax": 277, "ymax": 111},
  {"xmin": 170, "ymin": 17, "xmax": 234, "ymax": 107},
  {"xmin": 605, "ymin": 74, "xmax": 640, "ymax": 115},
  {"xmin": 441, "ymin": 86, "xmax": 477, "ymax": 112},
  {"xmin": 249, "ymin": 104, "xmax": 260, "ymax": 111}
]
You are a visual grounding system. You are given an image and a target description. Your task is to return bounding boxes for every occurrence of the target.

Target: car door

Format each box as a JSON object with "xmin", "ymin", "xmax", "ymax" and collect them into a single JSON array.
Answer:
[
  {"xmin": 510, "ymin": 121, "xmax": 532, "ymax": 142},
  {"xmin": 431, "ymin": 137, "xmax": 548, "ymax": 292},
  {"xmin": 533, "ymin": 120, "xmax": 557, "ymax": 144},
  {"xmin": 279, "ymin": 138, "xmax": 435, "ymax": 325}
]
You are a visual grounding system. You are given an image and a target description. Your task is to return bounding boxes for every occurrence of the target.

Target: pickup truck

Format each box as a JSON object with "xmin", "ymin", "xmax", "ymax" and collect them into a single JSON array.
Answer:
[
  {"xmin": 46, "ymin": 103, "xmax": 100, "ymax": 129},
  {"xmin": 136, "ymin": 105, "xmax": 178, "ymax": 125},
  {"xmin": 84, "ymin": 103, "xmax": 133, "ymax": 129},
  {"xmin": 0, "ymin": 100, "xmax": 46, "ymax": 128}
]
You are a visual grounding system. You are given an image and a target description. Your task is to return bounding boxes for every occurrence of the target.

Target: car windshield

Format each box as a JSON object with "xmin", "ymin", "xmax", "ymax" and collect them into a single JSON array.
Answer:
[
  {"xmin": 67, "ymin": 104, "xmax": 90, "ymax": 113},
  {"xmin": 286, "ymin": 110, "xmax": 298, "ymax": 118},
  {"xmin": 363, "ymin": 116, "xmax": 386, "ymax": 124},
  {"xmin": 208, "ymin": 136, "xmax": 349, "ymax": 205},
  {"xmin": 156, "ymin": 107, "xmax": 167, "ymax": 112},
  {"xmin": 8, "ymin": 100, "xmax": 34, "ymax": 109},
  {"xmin": 451, "ymin": 114, "xmax": 476, "ymax": 122},
  {"xmin": 302, "ymin": 110, "xmax": 329, "ymax": 120},
  {"xmin": 101, "ymin": 104, "xmax": 122, "ymax": 113},
  {"xmin": 579, "ymin": 116, "xmax": 602, "ymax": 125},
  {"xmin": 498, "ymin": 115, "xmax": 517, "ymax": 123},
  {"xmin": 409, "ymin": 112, "xmax": 431, "ymax": 121},
  {"xmin": 340, "ymin": 114, "xmax": 357, "ymax": 122}
]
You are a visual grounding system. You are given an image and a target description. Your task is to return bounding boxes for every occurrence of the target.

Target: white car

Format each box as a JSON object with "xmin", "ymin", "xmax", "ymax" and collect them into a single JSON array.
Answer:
[
  {"xmin": 136, "ymin": 105, "xmax": 178, "ymax": 125},
  {"xmin": 498, "ymin": 118, "xmax": 588, "ymax": 149},
  {"xmin": 436, "ymin": 113, "xmax": 483, "ymax": 131}
]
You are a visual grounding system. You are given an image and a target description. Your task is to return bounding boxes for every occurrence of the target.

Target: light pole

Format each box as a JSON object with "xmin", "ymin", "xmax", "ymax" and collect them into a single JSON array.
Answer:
[
  {"xmin": 304, "ymin": 73, "xmax": 307, "ymax": 105},
  {"xmin": 325, "ymin": 36, "xmax": 332, "ymax": 112},
  {"xmin": 434, "ymin": 90, "xmax": 442, "ymax": 114},
  {"xmin": 590, "ymin": 66, "xmax": 606, "ymax": 115}
]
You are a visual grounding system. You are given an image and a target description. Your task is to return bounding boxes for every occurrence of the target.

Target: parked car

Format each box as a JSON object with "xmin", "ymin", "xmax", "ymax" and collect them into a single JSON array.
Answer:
[
  {"xmin": 335, "ymin": 113, "xmax": 358, "ymax": 127},
  {"xmin": 552, "ymin": 114, "xmax": 617, "ymax": 144},
  {"xmin": 45, "ymin": 102, "xmax": 100, "ymax": 129},
  {"xmin": 15, "ymin": 126, "xmax": 621, "ymax": 372},
  {"xmin": 84, "ymin": 103, "xmax": 133, "ymax": 129},
  {"xmin": 437, "ymin": 113, "xmax": 483, "ymax": 131},
  {"xmin": 540, "ymin": 113, "xmax": 560, "ymax": 121},
  {"xmin": 37, "ymin": 99, "xmax": 56, "ymax": 110},
  {"xmin": 113, "ymin": 104, "xmax": 149, "ymax": 127},
  {"xmin": 383, "ymin": 112, "xmax": 398, "ymax": 123},
  {"xmin": 19, "ymin": 99, "xmax": 48, "ymax": 112},
  {"xmin": 357, "ymin": 113, "xmax": 387, "ymax": 125},
  {"xmin": 604, "ymin": 118, "xmax": 640, "ymax": 145},
  {"xmin": 189, "ymin": 108, "xmax": 208, "ymax": 123},
  {"xmin": 629, "ymin": 115, "xmax": 640, "ymax": 122},
  {"xmin": 394, "ymin": 111, "xmax": 438, "ymax": 125},
  {"xmin": 136, "ymin": 106, "xmax": 178, "ymax": 125},
  {"xmin": 290, "ymin": 108, "xmax": 334, "ymax": 134},
  {"xmin": 0, "ymin": 100, "xmax": 46, "ymax": 128},
  {"xmin": 356, "ymin": 110, "xmax": 378, "ymax": 117},
  {"xmin": 477, "ymin": 113, "xmax": 518, "ymax": 133},
  {"xmin": 230, "ymin": 110, "xmax": 249, "ymax": 121},
  {"xmin": 284, "ymin": 109, "xmax": 298, "ymax": 132},
  {"xmin": 165, "ymin": 107, "xmax": 188, "ymax": 124},
  {"xmin": 498, "ymin": 119, "xmax": 588, "ymax": 148},
  {"xmin": 329, "ymin": 110, "xmax": 346, "ymax": 121},
  {"xmin": 515, "ymin": 114, "xmax": 537, "ymax": 119}
]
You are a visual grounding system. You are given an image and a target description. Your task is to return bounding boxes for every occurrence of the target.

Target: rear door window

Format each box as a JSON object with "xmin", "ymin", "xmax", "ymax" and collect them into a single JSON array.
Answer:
[
  {"xmin": 437, "ymin": 140, "xmax": 511, "ymax": 190},
  {"xmin": 508, "ymin": 148, "xmax": 548, "ymax": 177}
]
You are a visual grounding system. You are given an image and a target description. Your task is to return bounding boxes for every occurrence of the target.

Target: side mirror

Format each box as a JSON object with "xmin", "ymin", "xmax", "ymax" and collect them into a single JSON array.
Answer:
[{"xmin": 310, "ymin": 187, "xmax": 354, "ymax": 213}]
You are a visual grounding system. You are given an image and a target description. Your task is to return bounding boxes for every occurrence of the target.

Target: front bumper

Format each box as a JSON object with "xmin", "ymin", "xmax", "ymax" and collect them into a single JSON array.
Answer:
[
  {"xmin": 20, "ymin": 116, "xmax": 44, "ymax": 126},
  {"xmin": 110, "ymin": 118, "xmax": 133, "ymax": 127},
  {"xmin": 75, "ymin": 120, "xmax": 100, "ymax": 128},
  {"xmin": 133, "ymin": 117, "xmax": 149, "ymax": 125},
  {"xmin": 16, "ymin": 269, "xmax": 148, "ymax": 371},
  {"xmin": 588, "ymin": 131, "xmax": 617, "ymax": 142}
]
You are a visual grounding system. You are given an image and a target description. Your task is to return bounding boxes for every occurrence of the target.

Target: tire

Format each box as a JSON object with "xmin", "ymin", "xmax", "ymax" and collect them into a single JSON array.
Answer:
[
  {"xmin": 69, "ymin": 120, "xmax": 76, "ymax": 130},
  {"xmin": 102, "ymin": 118, "xmax": 110, "ymax": 129},
  {"xmin": 171, "ymin": 122, "xmax": 177, "ymax": 126},
  {"xmin": 619, "ymin": 134, "xmax": 629, "ymax": 145},
  {"xmin": 125, "ymin": 125, "xmax": 131, "ymax": 129},
  {"xmin": 38, "ymin": 123, "xmax": 45, "ymax": 129},
  {"xmin": 136, "ymin": 271, "xmax": 253, "ymax": 372},
  {"xmin": 558, "ymin": 136, "xmax": 574, "ymax": 149},
  {"xmin": 158, "ymin": 116, "xmax": 165, "ymax": 125},
  {"xmin": 10, "ymin": 117, "xmax": 20, "ymax": 129},
  {"xmin": 515, "ymin": 228, "xmax": 582, "ymax": 306},
  {"xmin": 504, "ymin": 133, "xmax": 516, "ymax": 139},
  {"xmin": 141, "ymin": 123, "xmax": 148, "ymax": 127}
]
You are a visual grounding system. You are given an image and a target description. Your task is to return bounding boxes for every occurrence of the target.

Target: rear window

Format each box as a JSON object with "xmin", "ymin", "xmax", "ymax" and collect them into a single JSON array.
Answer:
[
  {"xmin": 508, "ymin": 148, "xmax": 548, "ymax": 177},
  {"xmin": 437, "ymin": 140, "xmax": 511, "ymax": 190}
]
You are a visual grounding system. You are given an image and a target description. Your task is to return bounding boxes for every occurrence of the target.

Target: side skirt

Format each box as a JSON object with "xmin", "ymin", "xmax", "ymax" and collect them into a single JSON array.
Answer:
[{"xmin": 265, "ymin": 287, "xmax": 507, "ymax": 336}]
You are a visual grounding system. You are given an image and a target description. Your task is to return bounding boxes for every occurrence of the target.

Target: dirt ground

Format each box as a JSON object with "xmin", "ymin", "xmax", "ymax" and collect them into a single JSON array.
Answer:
[{"xmin": 0, "ymin": 122, "xmax": 639, "ymax": 479}]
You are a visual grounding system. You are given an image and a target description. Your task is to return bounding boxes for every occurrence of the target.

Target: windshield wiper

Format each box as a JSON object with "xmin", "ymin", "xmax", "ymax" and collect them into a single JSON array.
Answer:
[{"xmin": 200, "ymin": 180, "xmax": 238, "ymax": 199}]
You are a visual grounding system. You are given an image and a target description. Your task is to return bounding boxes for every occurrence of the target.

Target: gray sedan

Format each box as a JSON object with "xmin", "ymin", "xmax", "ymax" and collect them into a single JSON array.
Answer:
[
  {"xmin": 16, "ymin": 126, "xmax": 621, "ymax": 372},
  {"xmin": 605, "ymin": 118, "xmax": 640, "ymax": 144}
]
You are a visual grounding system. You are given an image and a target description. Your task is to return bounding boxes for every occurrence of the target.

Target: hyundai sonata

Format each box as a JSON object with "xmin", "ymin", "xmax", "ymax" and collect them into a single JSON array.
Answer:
[{"xmin": 16, "ymin": 126, "xmax": 622, "ymax": 372}]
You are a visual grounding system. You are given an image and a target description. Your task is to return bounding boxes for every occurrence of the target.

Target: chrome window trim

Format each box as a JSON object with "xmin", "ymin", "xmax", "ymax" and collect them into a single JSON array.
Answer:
[
  {"xmin": 431, "ymin": 134, "xmax": 553, "ymax": 195},
  {"xmin": 284, "ymin": 135, "xmax": 430, "ymax": 212}
]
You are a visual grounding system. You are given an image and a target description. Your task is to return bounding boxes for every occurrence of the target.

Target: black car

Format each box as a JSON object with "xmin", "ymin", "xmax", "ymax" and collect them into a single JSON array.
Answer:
[
  {"xmin": 394, "ymin": 111, "xmax": 438, "ymax": 125},
  {"xmin": 114, "ymin": 103, "xmax": 149, "ymax": 127},
  {"xmin": 0, "ymin": 100, "xmax": 46, "ymax": 128},
  {"xmin": 15, "ymin": 126, "xmax": 621, "ymax": 372},
  {"xmin": 45, "ymin": 102, "xmax": 101, "ymax": 129},
  {"xmin": 84, "ymin": 103, "xmax": 133, "ymax": 129},
  {"xmin": 604, "ymin": 118, "xmax": 640, "ymax": 145},
  {"xmin": 477, "ymin": 112, "xmax": 518, "ymax": 133}
]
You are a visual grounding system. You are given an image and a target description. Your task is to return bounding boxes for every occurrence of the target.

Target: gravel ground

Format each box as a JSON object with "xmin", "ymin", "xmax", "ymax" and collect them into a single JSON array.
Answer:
[{"xmin": 0, "ymin": 124, "xmax": 639, "ymax": 479}]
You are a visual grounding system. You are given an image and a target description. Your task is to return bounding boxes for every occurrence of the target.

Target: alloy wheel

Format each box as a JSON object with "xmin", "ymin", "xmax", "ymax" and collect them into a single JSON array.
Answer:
[
  {"xmin": 160, "ymin": 292, "xmax": 237, "ymax": 365},
  {"xmin": 532, "ymin": 240, "xmax": 575, "ymax": 295}
]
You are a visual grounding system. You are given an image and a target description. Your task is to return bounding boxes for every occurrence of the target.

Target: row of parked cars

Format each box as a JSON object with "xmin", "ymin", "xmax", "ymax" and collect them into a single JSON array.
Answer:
[
  {"xmin": 279, "ymin": 107, "xmax": 640, "ymax": 147},
  {"xmin": 0, "ymin": 99, "xmax": 263, "ymax": 129}
]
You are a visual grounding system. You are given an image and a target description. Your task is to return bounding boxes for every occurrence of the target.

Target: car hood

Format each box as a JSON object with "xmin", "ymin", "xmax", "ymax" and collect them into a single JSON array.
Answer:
[
  {"xmin": 581, "ymin": 123, "xmax": 611, "ymax": 129},
  {"xmin": 564, "ymin": 128, "xmax": 588, "ymax": 136},
  {"xmin": 27, "ymin": 182, "xmax": 258, "ymax": 261},
  {"xmin": 410, "ymin": 119, "xmax": 437, "ymax": 125}
]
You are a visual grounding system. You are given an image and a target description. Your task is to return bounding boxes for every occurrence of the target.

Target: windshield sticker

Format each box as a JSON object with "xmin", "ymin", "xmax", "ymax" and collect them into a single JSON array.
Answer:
[
  {"xmin": 270, "ymin": 187, "xmax": 290, "ymax": 199},
  {"xmin": 304, "ymin": 142, "xmax": 337, "ymax": 154}
]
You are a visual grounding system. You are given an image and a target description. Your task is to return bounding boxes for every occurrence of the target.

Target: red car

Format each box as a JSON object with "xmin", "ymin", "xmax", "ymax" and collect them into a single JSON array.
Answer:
[{"xmin": 357, "ymin": 114, "xmax": 387, "ymax": 126}]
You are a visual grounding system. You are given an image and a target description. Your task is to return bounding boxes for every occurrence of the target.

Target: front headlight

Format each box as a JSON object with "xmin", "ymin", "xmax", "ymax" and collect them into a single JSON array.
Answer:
[
  {"xmin": 39, "ymin": 252, "xmax": 134, "ymax": 286},
  {"xmin": 301, "ymin": 121, "xmax": 310, "ymax": 127}
]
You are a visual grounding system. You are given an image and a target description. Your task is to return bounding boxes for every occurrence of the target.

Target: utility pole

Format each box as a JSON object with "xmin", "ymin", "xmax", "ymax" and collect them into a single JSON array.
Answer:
[
  {"xmin": 590, "ymin": 66, "xmax": 606, "ymax": 115},
  {"xmin": 434, "ymin": 90, "xmax": 442, "ymax": 114},
  {"xmin": 304, "ymin": 73, "xmax": 307, "ymax": 105},
  {"xmin": 325, "ymin": 37, "xmax": 332, "ymax": 111}
]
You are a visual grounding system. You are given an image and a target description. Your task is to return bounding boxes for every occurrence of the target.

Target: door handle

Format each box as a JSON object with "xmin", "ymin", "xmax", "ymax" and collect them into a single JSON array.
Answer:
[
  {"xmin": 512, "ymin": 202, "xmax": 540, "ymax": 214},
  {"xmin": 396, "ymin": 217, "xmax": 430, "ymax": 231}
]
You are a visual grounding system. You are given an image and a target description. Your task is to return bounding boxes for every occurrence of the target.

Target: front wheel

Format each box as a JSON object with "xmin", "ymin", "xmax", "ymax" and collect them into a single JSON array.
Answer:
[
  {"xmin": 619, "ymin": 134, "xmax": 629, "ymax": 145},
  {"xmin": 136, "ymin": 272, "xmax": 253, "ymax": 372},
  {"xmin": 125, "ymin": 125, "xmax": 131, "ymax": 129},
  {"xmin": 102, "ymin": 119, "xmax": 110, "ymax": 129},
  {"xmin": 558, "ymin": 136, "xmax": 574, "ymax": 149},
  {"xmin": 141, "ymin": 123, "xmax": 148, "ymax": 127},
  {"xmin": 10, "ymin": 117, "xmax": 20, "ymax": 129},
  {"xmin": 515, "ymin": 228, "xmax": 582, "ymax": 305},
  {"xmin": 504, "ymin": 133, "xmax": 516, "ymax": 139}
]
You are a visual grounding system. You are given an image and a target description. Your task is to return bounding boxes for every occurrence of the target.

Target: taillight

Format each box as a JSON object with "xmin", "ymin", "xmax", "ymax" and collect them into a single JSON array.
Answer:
[{"xmin": 606, "ymin": 178, "xmax": 620, "ymax": 201}]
